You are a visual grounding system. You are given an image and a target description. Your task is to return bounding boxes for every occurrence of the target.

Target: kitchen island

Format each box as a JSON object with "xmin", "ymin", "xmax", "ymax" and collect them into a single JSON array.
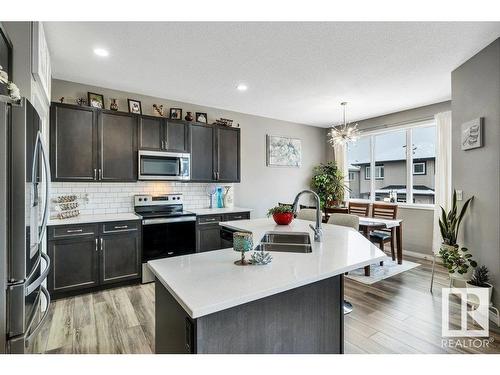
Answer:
[{"xmin": 148, "ymin": 218, "xmax": 385, "ymax": 354}]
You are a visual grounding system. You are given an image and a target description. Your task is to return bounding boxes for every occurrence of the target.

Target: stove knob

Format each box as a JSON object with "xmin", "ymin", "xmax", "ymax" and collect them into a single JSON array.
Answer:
[
  {"xmin": 138, "ymin": 198, "xmax": 143, "ymax": 202},
  {"xmin": 144, "ymin": 198, "xmax": 148, "ymax": 201}
]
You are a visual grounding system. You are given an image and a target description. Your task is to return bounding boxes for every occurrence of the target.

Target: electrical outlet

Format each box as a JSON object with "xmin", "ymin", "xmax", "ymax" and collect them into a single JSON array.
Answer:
[{"xmin": 456, "ymin": 190, "xmax": 463, "ymax": 201}]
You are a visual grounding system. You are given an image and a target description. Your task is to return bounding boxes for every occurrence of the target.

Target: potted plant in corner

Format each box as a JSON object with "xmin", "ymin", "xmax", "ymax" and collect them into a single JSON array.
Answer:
[
  {"xmin": 267, "ymin": 205, "xmax": 294, "ymax": 225},
  {"xmin": 438, "ymin": 190, "xmax": 475, "ymax": 281},
  {"xmin": 467, "ymin": 265, "xmax": 493, "ymax": 304},
  {"xmin": 310, "ymin": 161, "xmax": 349, "ymax": 215}
]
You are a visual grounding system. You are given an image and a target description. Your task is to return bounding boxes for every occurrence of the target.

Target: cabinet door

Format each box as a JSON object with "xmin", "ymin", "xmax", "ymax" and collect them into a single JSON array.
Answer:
[
  {"xmin": 99, "ymin": 111, "xmax": 138, "ymax": 181},
  {"xmin": 139, "ymin": 116, "xmax": 164, "ymax": 150},
  {"xmin": 50, "ymin": 103, "xmax": 97, "ymax": 181},
  {"xmin": 47, "ymin": 236, "xmax": 99, "ymax": 293},
  {"xmin": 197, "ymin": 223, "xmax": 222, "ymax": 252},
  {"xmin": 165, "ymin": 120, "xmax": 188, "ymax": 152},
  {"xmin": 190, "ymin": 124, "xmax": 215, "ymax": 181},
  {"xmin": 100, "ymin": 230, "xmax": 141, "ymax": 284},
  {"xmin": 216, "ymin": 127, "xmax": 240, "ymax": 182}
]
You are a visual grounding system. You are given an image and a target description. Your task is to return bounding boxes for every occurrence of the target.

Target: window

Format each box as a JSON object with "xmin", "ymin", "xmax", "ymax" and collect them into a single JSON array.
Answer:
[
  {"xmin": 365, "ymin": 165, "xmax": 384, "ymax": 180},
  {"xmin": 348, "ymin": 171, "xmax": 355, "ymax": 181},
  {"xmin": 347, "ymin": 121, "xmax": 436, "ymax": 205},
  {"xmin": 413, "ymin": 162, "xmax": 426, "ymax": 175}
]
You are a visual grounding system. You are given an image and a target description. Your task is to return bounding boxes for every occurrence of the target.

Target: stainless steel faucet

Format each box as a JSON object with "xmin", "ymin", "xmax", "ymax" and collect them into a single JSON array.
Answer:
[{"xmin": 291, "ymin": 190, "xmax": 323, "ymax": 242}]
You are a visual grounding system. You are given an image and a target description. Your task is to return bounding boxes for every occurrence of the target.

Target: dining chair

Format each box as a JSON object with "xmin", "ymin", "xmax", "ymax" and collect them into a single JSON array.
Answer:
[
  {"xmin": 327, "ymin": 213, "xmax": 359, "ymax": 230},
  {"xmin": 296, "ymin": 208, "xmax": 317, "ymax": 222},
  {"xmin": 370, "ymin": 203, "xmax": 398, "ymax": 264},
  {"xmin": 348, "ymin": 202, "xmax": 370, "ymax": 217},
  {"xmin": 327, "ymin": 213, "xmax": 359, "ymax": 315}
]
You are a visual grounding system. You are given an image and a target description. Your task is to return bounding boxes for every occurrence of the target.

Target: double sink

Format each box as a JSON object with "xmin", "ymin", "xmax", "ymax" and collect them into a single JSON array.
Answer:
[{"xmin": 254, "ymin": 231, "xmax": 312, "ymax": 253}]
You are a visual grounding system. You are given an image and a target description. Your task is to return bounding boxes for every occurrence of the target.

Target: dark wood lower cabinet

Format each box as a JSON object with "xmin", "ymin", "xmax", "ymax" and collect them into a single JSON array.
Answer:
[
  {"xmin": 196, "ymin": 212, "xmax": 250, "ymax": 252},
  {"xmin": 47, "ymin": 220, "xmax": 141, "ymax": 298},
  {"xmin": 47, "ymin": 234, "xmax": 99, "ymax": 294},
  {"xmin": 100, "ymin": 230, "xmax": 141, "ymax": 284}
]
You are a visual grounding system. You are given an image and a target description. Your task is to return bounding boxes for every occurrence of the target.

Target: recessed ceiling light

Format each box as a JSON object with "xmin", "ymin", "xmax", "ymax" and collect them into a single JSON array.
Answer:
[
  {"xmin": 93, "ymin": 48, "xmax": 109, "ymax": 57},
  {"xmin": 236, "ymin": 83, "xmax": 248, "ymax": 91}
]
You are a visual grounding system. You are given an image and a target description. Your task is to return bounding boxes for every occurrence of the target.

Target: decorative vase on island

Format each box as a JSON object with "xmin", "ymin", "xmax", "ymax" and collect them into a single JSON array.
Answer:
[
  {"xmin": 233, "ymin": 232, "xmax": 253, "ymax": 266},
  {"xmin": 185, "ymin": 111, "xmax": 193, "ymax": 121},
  {"xmin": 273, "ymin": 212, "xmax": 294, "ymax": 225},
  {"xmin": 110, "ymin": 99, "xmax": 118, "ymax": 111}
]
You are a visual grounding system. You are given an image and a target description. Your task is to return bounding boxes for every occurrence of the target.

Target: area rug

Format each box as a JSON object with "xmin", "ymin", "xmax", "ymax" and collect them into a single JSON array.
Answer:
[{"xmin": 345, "ymin": 256, "xmax": 420, "ymax": 285}]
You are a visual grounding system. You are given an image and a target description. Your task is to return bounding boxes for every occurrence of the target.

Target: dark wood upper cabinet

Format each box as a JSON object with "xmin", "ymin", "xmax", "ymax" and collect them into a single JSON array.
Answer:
[
  {"xmin": 190, "ymin": 123, "xmax": 216, "ymax": 182},
  {"xmin": 165, "ymin": 120, "xmax": 189, "ymax": 152},
  {"xmin": 139, "ymin": 116, "xmax": 163, "ymax": 150},
  {"xmin": 216, "ymin": 127, "xmax": 240, "ymax": 182},
  {"xmin": 190, "ymin": 123, "xmax": 241, "ymax": 183},
  {"xmin": 50, "ymin": 104, "xmax": 97, "ymax": 181},
  {"xmin": 99, "ymin": 111, "xmax": 138, "ymax": 181}
]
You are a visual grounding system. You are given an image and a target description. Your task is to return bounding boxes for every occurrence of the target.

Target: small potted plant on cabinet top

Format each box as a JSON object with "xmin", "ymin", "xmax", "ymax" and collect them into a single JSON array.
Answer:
[{"xmin": 467, "ymin": 265, "xmax": 493, "ymax": 305}]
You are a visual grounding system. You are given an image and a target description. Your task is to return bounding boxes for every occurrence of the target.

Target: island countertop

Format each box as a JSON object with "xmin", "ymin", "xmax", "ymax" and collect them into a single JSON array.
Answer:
[{"xmin": 148, "ymin": 218, "xmax": 385, "ymax": 319}]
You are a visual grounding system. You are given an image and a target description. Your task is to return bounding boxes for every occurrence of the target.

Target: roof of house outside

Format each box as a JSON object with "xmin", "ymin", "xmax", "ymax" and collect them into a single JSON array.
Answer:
[{"xmin": 375, "ymin": 184, "xmax": 435, "ymax": 196}]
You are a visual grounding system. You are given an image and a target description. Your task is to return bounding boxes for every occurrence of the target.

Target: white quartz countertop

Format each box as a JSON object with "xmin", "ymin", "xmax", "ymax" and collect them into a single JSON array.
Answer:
[
  {"xmin": 148, "ymin": 218, "xmax": 385, "ymax": 319},
  {"xmin": 189, "ymin": 207, "xmax": 253, "ymax": 215},
  {"xmin": 47, "ymin": 213, "xmax": 142, "ymax": 226}
]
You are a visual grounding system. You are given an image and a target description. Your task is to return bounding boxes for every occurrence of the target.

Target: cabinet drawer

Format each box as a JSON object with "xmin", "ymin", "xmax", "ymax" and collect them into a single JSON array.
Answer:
[
  {"xmin": 48, "ymin": 224, "xmax": 98, "ymax": 240},
  {"xmin": 197, "ymin": 215, "xmax": 223, "ymax": 224},
  {"xmin": 225, "ymin": 212, "xmax": 250, "ymax": 221},
  {"xmin": 101, "ymin": 221, "xmax": 140, "ymax": 234}
]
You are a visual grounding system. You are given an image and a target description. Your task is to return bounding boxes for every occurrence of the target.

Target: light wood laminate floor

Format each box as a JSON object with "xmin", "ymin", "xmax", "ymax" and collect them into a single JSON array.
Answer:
[{"xmin": 34, "ymin": 256, "xmax": 500, "ymax": 354}]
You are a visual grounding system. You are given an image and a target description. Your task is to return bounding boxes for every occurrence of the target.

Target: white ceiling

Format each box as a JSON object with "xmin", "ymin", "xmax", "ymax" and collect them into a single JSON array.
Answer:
[{"xmin": 44, "ymin": 22, "xmax": 500, "ymax": 127}]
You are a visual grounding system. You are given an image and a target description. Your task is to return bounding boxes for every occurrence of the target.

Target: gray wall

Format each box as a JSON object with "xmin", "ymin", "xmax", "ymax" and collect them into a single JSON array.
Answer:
[
  {"xmin": 451, "ymin": 38, "xmax": 500, "ymax": 304},
  {"xmin": 51, "ymin": 79, "xmax": 327, "ymax": 218},
  {"xmin": 329, "ymin": 101, "xmax": 451, "ymax": 256}
]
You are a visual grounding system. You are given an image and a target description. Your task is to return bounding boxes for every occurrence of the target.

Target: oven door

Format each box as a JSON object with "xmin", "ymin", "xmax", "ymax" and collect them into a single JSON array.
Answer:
[
  {"xmin": 138, "ymin": 150, "xmax": 190, "ymax": 181},
  {"xmin": 142, "ymin": 216, "xmax": 196, "ymax": 261}
]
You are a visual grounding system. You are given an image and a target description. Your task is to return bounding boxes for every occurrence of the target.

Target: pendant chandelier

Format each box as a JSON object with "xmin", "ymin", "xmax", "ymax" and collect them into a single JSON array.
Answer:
[{"xmin": 327, "ymin": 102, "xmax": 360, "ymax": 147}]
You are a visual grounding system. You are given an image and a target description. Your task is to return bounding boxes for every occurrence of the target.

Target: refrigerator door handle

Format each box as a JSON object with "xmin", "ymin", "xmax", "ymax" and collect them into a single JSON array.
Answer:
[
  {"xmin": 24, "ymin": 285, "xmax": 51, "ymax": 345},
  {"xmin": 25, "ymin": 252, "xmax": 50, "ymax": 296},
  {"xmin": 37, "ymin": 130, "xmax": 52, "ymax": 245}
]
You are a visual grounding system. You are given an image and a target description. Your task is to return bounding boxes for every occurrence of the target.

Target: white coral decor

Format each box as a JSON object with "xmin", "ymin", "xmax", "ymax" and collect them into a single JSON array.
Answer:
[{"xmin": 8, "ymin": 82, "xmax": 21, "ymax": 100}]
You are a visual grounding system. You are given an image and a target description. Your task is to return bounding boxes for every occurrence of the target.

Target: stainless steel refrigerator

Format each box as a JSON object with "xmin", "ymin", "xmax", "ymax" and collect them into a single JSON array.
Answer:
[{"xmin": 0, "ymin": 96, "xmax": 52, "ymax": 353}]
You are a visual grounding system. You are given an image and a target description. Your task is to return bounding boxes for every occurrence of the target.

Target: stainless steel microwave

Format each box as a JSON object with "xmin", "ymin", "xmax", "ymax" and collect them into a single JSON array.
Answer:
[{"xmin": 138, "ymin": 150, "xmax": 190, "ymax": 181}]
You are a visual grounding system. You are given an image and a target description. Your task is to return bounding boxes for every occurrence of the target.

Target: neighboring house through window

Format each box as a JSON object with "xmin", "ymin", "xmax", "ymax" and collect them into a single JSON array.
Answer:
[
  {"xmin": 346, "ymin": 120, "xmax": 436, "ymax": 205},
  {"xmin": 413, "ymin": 161, "xmax": 426, "ymax": 175}
]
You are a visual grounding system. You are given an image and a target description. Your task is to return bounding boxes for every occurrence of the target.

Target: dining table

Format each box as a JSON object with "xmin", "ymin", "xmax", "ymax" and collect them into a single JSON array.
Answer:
[{"xmin": 357, "ymin": 216, "xmax": 403, "ymax": 276}]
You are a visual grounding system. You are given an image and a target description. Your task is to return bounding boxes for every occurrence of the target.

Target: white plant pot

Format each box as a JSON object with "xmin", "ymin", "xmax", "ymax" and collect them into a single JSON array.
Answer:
[{"xmin": 466, "ymin": 281, "xmax": 493, "ymax": 305}]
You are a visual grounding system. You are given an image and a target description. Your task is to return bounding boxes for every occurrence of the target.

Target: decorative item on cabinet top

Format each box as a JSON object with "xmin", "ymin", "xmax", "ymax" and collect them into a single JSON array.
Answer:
[
  {"xmin": 153, "ymin": 104, "xmax": 165, "ymax": 117},
  {"xmin": 128, "ymin": 98, "xmax": 142, "ymax": 114},
  {"xmin": 185, "ymin": 111, "xmax": 194, "ymax": 121},
  {"xmin": 195, "ymin": 112, "xmax": 208, "ymax": 124},
  {"xmin": 88, "ymin": 92, "xmax": 104, "ymax": 109},
  {"xmin": 213, "ymin": 118, "xmax": 233, "ymax": 127},
  {"xmin": 110, "ymin": 98, "xmax": 119, "ymax": 111},
  {"xmin": 170, "ymin": 107, "xmax": 182, "ymax": 120}
]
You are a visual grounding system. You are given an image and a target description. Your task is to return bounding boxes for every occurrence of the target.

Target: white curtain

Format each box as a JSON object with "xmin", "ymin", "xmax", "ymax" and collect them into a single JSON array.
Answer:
[
  {"xmin": 333, "ymin": 143, "xmax": 349, "ymax": 201},
  {"xmin": 432, "ymin": 111, "xmax": 453, "ymax": 254}
]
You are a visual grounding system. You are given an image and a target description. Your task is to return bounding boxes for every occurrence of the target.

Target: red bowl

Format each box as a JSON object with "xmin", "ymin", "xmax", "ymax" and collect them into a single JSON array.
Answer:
[{"xmin": 272, "ymin": 212, "xmax": 294, "ymax": 225}]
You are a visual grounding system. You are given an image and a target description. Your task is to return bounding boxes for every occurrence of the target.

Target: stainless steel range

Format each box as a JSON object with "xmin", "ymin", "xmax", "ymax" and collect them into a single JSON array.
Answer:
[{"xmin": 134, "ymin": 194, "xmax": 196, "ymax": 283}]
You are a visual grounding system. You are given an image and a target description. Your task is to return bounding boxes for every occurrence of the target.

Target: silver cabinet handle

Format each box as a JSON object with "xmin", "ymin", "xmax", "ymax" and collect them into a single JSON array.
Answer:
[
  {"xmin": 94, "ymin": 168, "xmax": 97, "ymax": 180},
  {"xmin": 100, "ymin": 237, "xmax": 103, "ymax": 251},
  {"xmin": 216, "ymin": 172, "xmax": 220, "ymax": 180},
  {"xmin": 67, "ymin": 229, "xmax": 83, "ymax": 233},
  {"xmin": 161, "ymin": 140, "xmax": 164, "ymax": 149},
  {"xmin": 114, "ymin": 225, "xmax": 128, "ymax": 229},
  {"xmin": 99, "ymin": 169, "xmax": 102, "ymax": 180},
  {"xmin": 167, "ymin": 252, "xmax": 174, "ymax": 255},
  {"xmin": 95, "ymin": 238, "xmax": 98, "ymax": 251}
]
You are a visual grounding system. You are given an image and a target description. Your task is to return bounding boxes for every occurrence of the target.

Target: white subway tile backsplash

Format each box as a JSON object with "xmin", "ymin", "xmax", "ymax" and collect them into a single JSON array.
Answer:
[{"xmin": 50, "ymin": 182, "xmax": 233, "ymax": 216}]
